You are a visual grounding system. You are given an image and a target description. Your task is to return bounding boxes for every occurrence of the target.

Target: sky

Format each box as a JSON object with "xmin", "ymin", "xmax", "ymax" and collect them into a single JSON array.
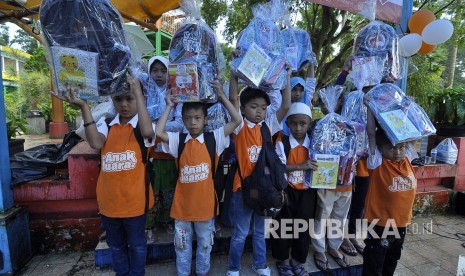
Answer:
[{"xmin": 5, "ymin": 22, "xmax": 21, "ymax": 49}]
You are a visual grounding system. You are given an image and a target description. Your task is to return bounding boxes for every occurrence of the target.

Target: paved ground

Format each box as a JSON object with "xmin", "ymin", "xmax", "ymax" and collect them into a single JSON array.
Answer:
[
  {"xmin": 15, "ymin": 214, "xmax": 465, "ymax": 276},
  {"xmin": 18, "ymin": 133, "xmax": 64, "ymax": 150}
]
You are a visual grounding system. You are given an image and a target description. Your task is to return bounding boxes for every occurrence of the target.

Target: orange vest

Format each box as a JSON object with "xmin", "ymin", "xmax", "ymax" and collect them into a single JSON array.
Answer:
[
  {"xmin": 233, "ymin": 123, "xmax": 265, "ymax": 192},
  {"xmin": 150, "ymin": 137, "xmax": 175, "ymax": 160},
  {"xmin": 276, "ymin": 135, "xmax": 308, "ymax": 190},
  {"xmin": 365, "ymin": 157, "xmax": 417, "ymax": 227},
  {"xmin": 97, "ymin": 124, "xmax": 154, "ymax": 218},
  {"xmin": 356, "ymin": 159, "xmax": 369, "ymax": 177},
  {"xmin": 170, "ymin": 138, "xmax": 218, "ymax": 221}
]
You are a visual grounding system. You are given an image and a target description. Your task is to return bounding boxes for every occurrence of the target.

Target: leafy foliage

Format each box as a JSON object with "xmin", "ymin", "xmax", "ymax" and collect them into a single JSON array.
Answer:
[
  {"xmin": 25, "ymin": 46, "xmax": 49, "ymax": 73},
  {"xmin": 11, "ymin": 29, "xmax": 38, "ymax": 54},
  {"xmin": 4, "ymin": 93, "xmax": 28, "ymax": 140},
  {"xmin": 427, "ymin": 87, "xmax": 465, "ymax": 126},
  {"xmin": 407, "ymin": 54, "xmax": 445, "ymax": 108},
  {"xmin": 0, "ymin": 24, "xmax": 10, "ymax": 46},
  {"xmin": 18, "ymin": 71, "xmax": 51, "ymax": 109}
]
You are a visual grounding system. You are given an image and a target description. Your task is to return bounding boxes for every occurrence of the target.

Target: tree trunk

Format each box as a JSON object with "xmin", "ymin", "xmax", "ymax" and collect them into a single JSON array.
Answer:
[
  {"xmin": 444, "ymin": 0, "xmax": 461, "ymax": 88},
  {"xmin": 445, "ymin": 43, "xmax": 457, "ymax": 88}
]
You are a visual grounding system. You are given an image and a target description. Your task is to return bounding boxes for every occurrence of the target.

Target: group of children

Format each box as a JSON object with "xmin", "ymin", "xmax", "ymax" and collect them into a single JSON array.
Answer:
[{"xmin": 65, "ymin": 52, "xmax": 418, "ymax": 276}]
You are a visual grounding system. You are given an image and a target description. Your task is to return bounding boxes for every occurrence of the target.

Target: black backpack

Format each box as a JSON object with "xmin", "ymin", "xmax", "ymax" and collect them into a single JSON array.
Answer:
[
  {"xmin": 178, "ymin": 132, "xmax": 219, "ymax": 217},
  {"xmin": 237, "ymin": 123, "xmax": 288, "ymax": 217},
  {"xmin": 105, "ymin": 118, "xmax": 153, "ymax": 212}
]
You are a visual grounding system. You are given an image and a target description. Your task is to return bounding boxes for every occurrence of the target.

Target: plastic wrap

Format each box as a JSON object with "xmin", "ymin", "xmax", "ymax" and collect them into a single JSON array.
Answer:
[
  {"xmin": 230, "ymin": 0, "xmax": 287, "ymax": 90},
  {"xmin": 204, "ymin": 82, "xmax": 231, "ymax": 132},
  {"xmin": 307, "ymin": 86, "xmax": 357, "ymax": 187},
  {"xmin": 357, "ymin": 0, "xmax": 377, "ymax": 21},
  {"xmin": 281, "ymin": 27, "xmax": 316, "ymax": 72},
  {"xmin": 75, "ymin": 98, "xmax": 115, "ymax": 140},
  {"xmin": 168, "ymin": 0, "xmax": 225, "ymax": 103},
  {"xmin": 40, "ymin": 0, "xmax": 139, "ymax": 99},
  {"xmin": 365, "ymin": 83, "xmax": 436, "ymax": 145},
  {"xmin": 352, "ymin": 21, "xmax": 400, "ymax": 83},
  {"xmin": 146, "ymin": 77, "xmax": 167, "ymax": 121},
  {"xmin": 434, "ymin": 138, "xmax": 458, "ymax": 164}
]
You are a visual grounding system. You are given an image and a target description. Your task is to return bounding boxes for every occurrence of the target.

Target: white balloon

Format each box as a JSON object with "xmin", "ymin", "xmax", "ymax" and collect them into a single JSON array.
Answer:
[
  {"xmin": 422, "ymin": 19, "xmax": 454, "ymax": 45},
  {"xmin": 398, "ymin": 34, "xmax": 422, "ymax": 57}
]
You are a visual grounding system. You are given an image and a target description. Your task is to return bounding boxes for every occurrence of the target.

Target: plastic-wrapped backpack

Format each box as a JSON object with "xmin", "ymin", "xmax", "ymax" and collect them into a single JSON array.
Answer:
[
  {"xmin": 281, "ymin": 28, "xmax": 316, "ymax": 72},
  {"xmin": 309, "ymin": 86, "xmax": 358, "ymax": 187},
  {"xmin": 230, "ymin": 0, "xmax": 287, "ymax": 90},
  {"xmin": 353, "ymin": 21, "xmax": 401, "ymax": 83},
  {"xmin": 168, "ymin": 0, "xmax": 225, "ymax": 103},
  {"xmin": 365, "ymin": 83, "xmax": 436, "ymax": 145},
  {"xmin": 40, "ymin": 0, "xmax": 132, "ymax": 97}
]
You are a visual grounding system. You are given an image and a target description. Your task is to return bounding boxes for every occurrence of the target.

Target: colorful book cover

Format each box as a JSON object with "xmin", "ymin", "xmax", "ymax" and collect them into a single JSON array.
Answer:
[
  {"xmin": 168, "ymin": 63, "xmax": 200, "ymax": 102},
  {"xmin": 285, "ymin": 46, "xmax": 298, "ymax": 71},
  {"xmin": 237, "ymin": 42, "xmax": 272, "ymax": 87},
  {"xmin": 311, "ymin": 154, "xmax": 340, "ymax": 189},
  {"xmin": 379, "ymin": 109, "xmax": 421, "ymax": 143},
  {"xmin": 50, "ymin": 46, "xmax": 99, "ymax": 101}
]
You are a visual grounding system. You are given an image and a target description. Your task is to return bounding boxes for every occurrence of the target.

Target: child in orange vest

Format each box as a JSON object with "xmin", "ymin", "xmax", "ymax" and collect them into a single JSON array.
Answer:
[
  {"xmin": 226, "ymin": 65, "xmax": 291, "ymax": 276},
  {"xmin": 272, "ymin": 102, "xmax": 318, "ymax": 276},
  {"xmin": 363, "ymin": 108, "xmax": 417, "ymax": 276},
  {"xmin": 156, "ymin": 80, "xmax": 241, "ymax": 276},
  {"xmin": 66, "ymin": 75, "xmax": 156, "ymax": 276}
]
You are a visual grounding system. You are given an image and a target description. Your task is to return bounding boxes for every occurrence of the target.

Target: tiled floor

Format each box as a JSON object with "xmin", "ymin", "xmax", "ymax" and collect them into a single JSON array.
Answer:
[{"xmin": 15, "ymin": 214, "xmax": 465, "ymax": 276}]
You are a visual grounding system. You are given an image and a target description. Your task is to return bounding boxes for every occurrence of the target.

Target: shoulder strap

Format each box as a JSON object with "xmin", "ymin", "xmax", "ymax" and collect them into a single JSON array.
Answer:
[
  {"xmin": 281, "ymin": 134, "xmax": 291, "ymax": 158},
  {"xmin": 204, "ymin": 132, "xmax": 217, "ymax": 178},
  {"xmin": 133, "ymin": 123, "xmax": 148, "ymax": 164},
  {"xmin": 177, "ymin": 133, "xmax": 188, "ymax": 169},
  {"xmin": 260, "ymin": 122, "xmax": 272, "ymax": 144},
  {"xmin": 105, "ymin": 117, "xmax": 113, "ymax": 132}
]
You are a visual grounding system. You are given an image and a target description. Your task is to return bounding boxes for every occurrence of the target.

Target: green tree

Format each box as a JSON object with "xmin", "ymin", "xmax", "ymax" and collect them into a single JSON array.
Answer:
[
  {"xmin": 0, "ymin": 24, "xmax": 10, "ymax": 46},
  {"xmin": 201, "ymin": 0, "xmax": 228, "ymax": 30},
  {"xmin": 25, "ymin": 46, "xmax": 49, "ymax": 73},
  {"xmin": 11, "ymin": 29, "xmax": 38, "ymax": 54},
  {"xmin": 18, "ymin": 71, "xmax": 51, "ymax": 110}
]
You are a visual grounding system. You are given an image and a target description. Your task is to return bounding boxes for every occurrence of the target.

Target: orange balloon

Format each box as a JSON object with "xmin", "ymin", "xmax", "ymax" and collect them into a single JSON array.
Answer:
[
  {"xmin": 418, "ymin": 42, "xmax": 437, "ymax": 54},
  {"xmin": 408, "ymin": 9, "xmax": 436, "ymax": 34}
]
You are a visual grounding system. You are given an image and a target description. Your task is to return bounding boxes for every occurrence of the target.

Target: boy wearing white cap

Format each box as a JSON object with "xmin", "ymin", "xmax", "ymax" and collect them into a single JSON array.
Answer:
[{"xmin": 272, "ymin": 102, "xmax": 318, "ymax": 276}]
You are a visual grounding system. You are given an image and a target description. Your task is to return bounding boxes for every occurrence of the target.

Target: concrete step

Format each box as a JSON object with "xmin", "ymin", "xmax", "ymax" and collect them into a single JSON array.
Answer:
[
  {"xmin": 414, "ymin": 186, "xmax": 453, "ymax": 215},
  {"xmin": 94, "ymin": 226, "xmax": 363, "ymax": 275},
  {"xmin": 17, "ymin": 198, "xmax": 99, "ymax": 220},
  {"xmin": 30, "ymin": 217, "xmax": 102, "ymax": 253},
  {"xmin": 13, "ymin": 176, "xmax": 96, "ymax": 202}
]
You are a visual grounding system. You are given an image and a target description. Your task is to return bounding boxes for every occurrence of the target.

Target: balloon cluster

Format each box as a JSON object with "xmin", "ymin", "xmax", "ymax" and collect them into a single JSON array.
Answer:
[{"xmin": 398, "ymin": 9, "xmax": 454, "ymax": 56}]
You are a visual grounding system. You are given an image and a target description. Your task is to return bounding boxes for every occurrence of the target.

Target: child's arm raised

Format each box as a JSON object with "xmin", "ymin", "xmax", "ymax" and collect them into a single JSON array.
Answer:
[
  {"xmin": 366, "ymin": 107, "xmax": 376, "ymax": 155},
  {"xmin": 211, "ymin": 80, "xmax": 241, "ymax": 137},
  {"xmin": 276, "ymin": 66, "xmax": 292, "ymax": 123},
  {"xmin": 65, "ymin": 88, "xmax": 106, "ymax": 149},
  {"xmin": 128, "ymin": 75, "xmax": 154, "ymax": 139},
  {"xmin": 155, "ymin": 90, "xmax": 175, "ymax": 143},
  {"xmin": 229, "ymin": 71, "xmax": 239, "ymax": 111},
  {"xmin": 228, "ymin": 50, "xmax": 240, "ymax": 111}
]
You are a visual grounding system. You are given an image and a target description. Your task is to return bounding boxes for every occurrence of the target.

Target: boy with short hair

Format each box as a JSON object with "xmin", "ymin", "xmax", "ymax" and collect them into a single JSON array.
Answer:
[
  {"xmin": 156, "ymin": 80, "xmax": 241, "ymax": 276},
  {"xmin": 272, "ymin": 102, "xmax": 318, "ymax": 276},
  {"xmin": 66, "ymin": 75, "xmax": 156, "ymax": 276},
  {"xmin": 362, "ymin": 108, "xmax": 417, "ymax": 276},
  {"xmin": 226, "ymin": 66, "xmax": 292, "ymax": 276}
]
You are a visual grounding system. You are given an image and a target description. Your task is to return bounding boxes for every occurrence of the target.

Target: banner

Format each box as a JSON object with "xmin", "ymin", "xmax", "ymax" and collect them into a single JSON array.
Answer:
[{"xmin": 306, "ymin": 0, "xmax": 403, "ymax": 24}]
